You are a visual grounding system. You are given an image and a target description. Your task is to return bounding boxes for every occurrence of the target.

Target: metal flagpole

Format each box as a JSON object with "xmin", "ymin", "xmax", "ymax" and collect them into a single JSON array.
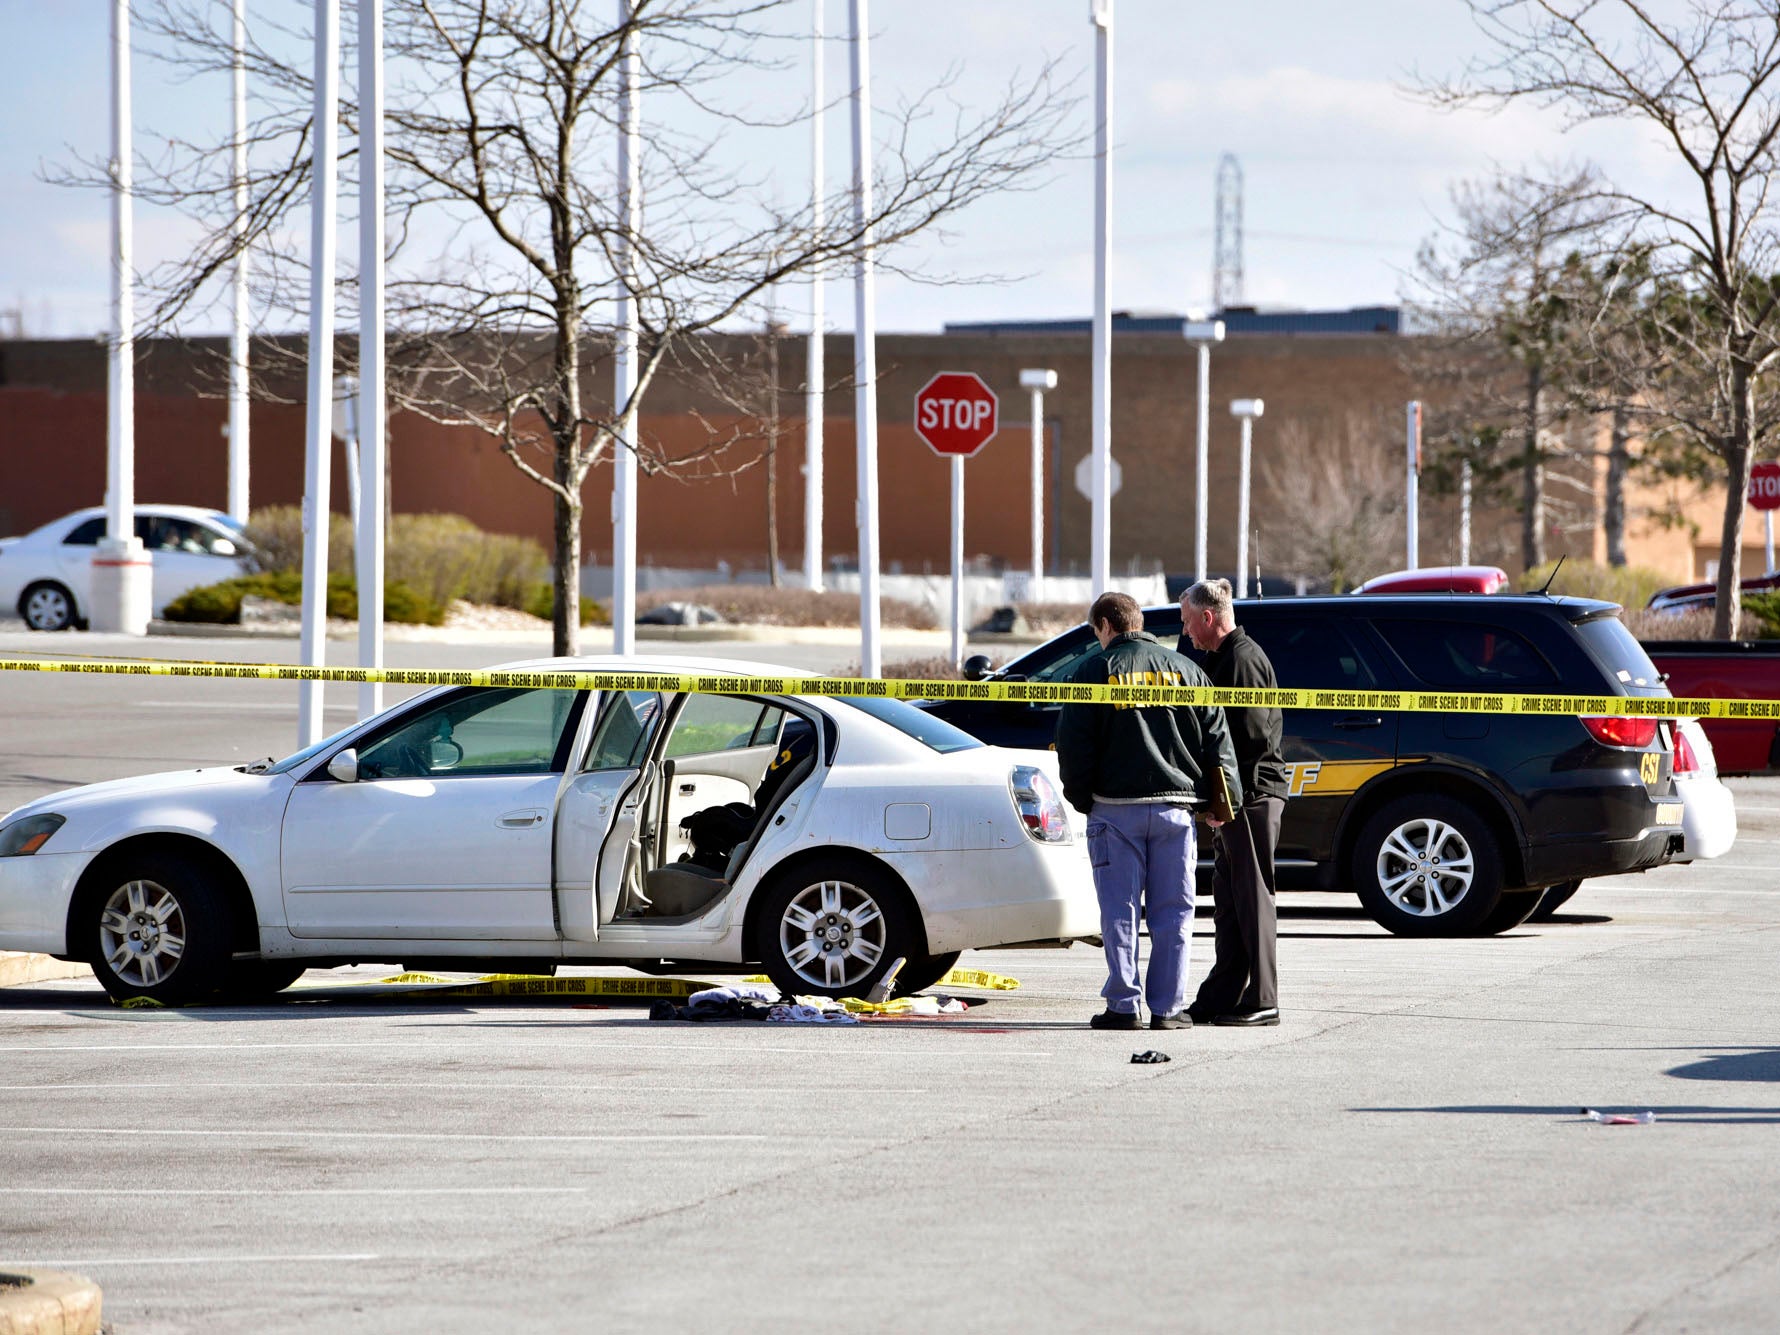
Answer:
[
  {"xmin": 804, "ymin": 0, "xmax": 825, "ymax": 593},
  {"xmin": 1020, "ymin": 368, "xmax": 1056, "ymax": 595},
  {"xmin": 357, "ymin": 0, "xmax": 386, "ymax": 718},
  {"xmin": 92, "ymin": 0, "xmax": 152, "ymax": 636},
  {"xmin": 1406, "ymin": 400, "xmax": 1421, "ymax": 570},
  {"xmin": 849, "ymin": 0, "xmax": 881, "ymax": 675},
  {"xmin": 1088, "ymin": 0, "xmax": 1112, "ymax": 594},
  {"xmin": 297, "ymin": 0, "xmax": 340, "ymax": 745},
  {"xmin": 1460, "ymin": 458, "xmax": 1472, "ymax": 565},
  {"xmin": 612, "ymin": 0, "xmax": 641, "ymax": 656},
  {"xmin": 227, "ymin": 0, "xmax": 251, "ymax": 525}
]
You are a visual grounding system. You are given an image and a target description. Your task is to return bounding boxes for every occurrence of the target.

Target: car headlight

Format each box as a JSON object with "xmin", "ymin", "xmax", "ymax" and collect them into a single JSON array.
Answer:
[
  {"xmin": 1010, "ymin": 766, "xmax": 1071, "ymax": 843},
  {"xmin": 0, "ymin": 814, "xmax": 65, "ymax": 857}
]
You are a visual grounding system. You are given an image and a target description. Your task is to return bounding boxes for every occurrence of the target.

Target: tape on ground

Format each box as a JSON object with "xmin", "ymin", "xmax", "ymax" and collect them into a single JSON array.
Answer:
[{"xmin": 0, "ymin": 654, "xmax": 1764, "ymax": 717}]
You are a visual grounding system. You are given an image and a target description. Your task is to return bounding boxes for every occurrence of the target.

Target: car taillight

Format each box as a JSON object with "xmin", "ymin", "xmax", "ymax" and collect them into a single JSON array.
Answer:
[
  {"xmin": 1580, "ymin": 715, "xmax": 1659, "ymax": 748},
  {"xmin": 1673, "ymin": 727, "xmax": 1699, "ymax": 774},
  {"xmin": 1010, "ymin": 765, "xmax": 1071, "ymax": 843}
]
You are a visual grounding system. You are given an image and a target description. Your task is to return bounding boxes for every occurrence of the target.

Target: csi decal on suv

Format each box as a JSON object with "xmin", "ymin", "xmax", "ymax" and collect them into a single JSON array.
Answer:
[{"xmin": 921, "ymin": 595, "xmax": 1683, "ymax": 938}]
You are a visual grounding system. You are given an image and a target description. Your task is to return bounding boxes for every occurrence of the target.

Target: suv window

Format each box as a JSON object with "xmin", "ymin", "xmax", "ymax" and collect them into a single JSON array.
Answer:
[
  {"xmin": 1249, "ymin": 618, "xmax": 1380, "ymax": 690},
  {"xmin": 1374, "ymin": 619, "xmax": 1558, "ymax": 690},
  {"xmin": 1575, "ymin": 614, "xmax": 1665, "ymax": 693}
]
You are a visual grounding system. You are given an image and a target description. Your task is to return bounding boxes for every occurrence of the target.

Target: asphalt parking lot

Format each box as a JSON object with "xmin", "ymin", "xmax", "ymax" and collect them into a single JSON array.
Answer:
[{"xmin": 4, "ymin": 630, "xmax": 1780, "ymax": 1333}]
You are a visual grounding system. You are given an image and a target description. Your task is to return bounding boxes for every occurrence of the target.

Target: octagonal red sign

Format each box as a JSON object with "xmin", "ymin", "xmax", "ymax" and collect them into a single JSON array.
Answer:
[
  {"xmin": 1751, "ymin": 461, "xmax": 1780, "ymax": 512},
  {"xmin": 914, "ymin": 371, "xmax": 999, "ymax": 458}
]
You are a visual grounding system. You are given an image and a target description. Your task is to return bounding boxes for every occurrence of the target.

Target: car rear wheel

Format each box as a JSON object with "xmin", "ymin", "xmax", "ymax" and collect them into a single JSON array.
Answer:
[
  {"xmin": 892, "ymin": 951, "xmax": 962, "ymax": 997},
  {"xmin": 84, "ymin": 853, "xmax": 235, "ymax": 1004},
  {"xmin": 20, "ymin": 581, "xmax": 76, "ymax": 632},
  {"xmin": 755, "ymin": 857, "xmax": 919, "ymax": 999},
  {"xmin": 1350, "ymin": 794, "xmax": 1505, "ymax": 937},
  {"xmin": 1474, "ymin": 888, "xmax": 1543, "ymax": 935},
  {"xmin": 1528, "ymin": 879, "xmax": 1582, "ymax": 922}
]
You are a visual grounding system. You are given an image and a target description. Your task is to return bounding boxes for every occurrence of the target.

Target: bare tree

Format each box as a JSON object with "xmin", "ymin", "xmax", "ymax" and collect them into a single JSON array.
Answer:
[
  {"xmin": 1258, "ymin": 412, "xmax": 1406, "ymax": 593},
  {"xmin": 1413, "ymin": 169, "xmax": 1611, "ymax": 568},
  {"xmin": 81, "ymin": 0, "xmax": 1075, "ymax": 653},
  {"xmin": 1423, "ymin": 0, "xmax": 1780, "ymax": 635}
]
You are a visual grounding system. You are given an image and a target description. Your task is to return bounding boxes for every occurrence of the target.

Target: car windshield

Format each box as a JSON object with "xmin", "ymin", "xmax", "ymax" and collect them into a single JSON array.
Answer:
[
  {"xmin": 836, "ymin": 696, "xmax": 983, "ymax": 753},
  {"xmin": 264, "ymin": 722, "xmax": 361, "ymax": 775},
  {"xmin": 1575, "ymin": 614, "xmax": 1669, "ymax": 695}
]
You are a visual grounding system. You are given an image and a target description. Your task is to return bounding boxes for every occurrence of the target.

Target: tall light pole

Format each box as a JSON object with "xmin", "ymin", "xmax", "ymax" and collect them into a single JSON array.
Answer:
[
  {"xmin": 1020, "ymin": 368, "xmax": 1057, "ymax": 595},
  {"xmin": 297, "ymin": 0, "xmax": 340, "ymax": 745},
  {"xmin": 227, "ymin": 0, "xmax": 250, "ymax": 525},
  {"xmin": 357, "ymin": 0, "xmax": 386, "ymax": 719},
  {"xmin": 1459, "ymin": 457, "xmax": 1472, "ymax": 565},
  {"xmin": 612, "ymin": 1, "xmax": 642, "ymax": 656},
  {"xmin": 1230, "ymin": 398, "xmax": 1264, "ymax": 597},
  {"xmin": 1088, "ymin": 0, "xmax": 1113, "ymax": 594},
  {"xmin": 849, "ymin": 0, "xmax": 881, "ymax": 676},
  {"xmin": 1183, "ymin": 319, "xmax": 1225, "ymax": 582},
  {"xmin": 1406, "ymin": 400, "xmax": 1422, "ymax": 571},
  {"xmin": 92, "ymin": 0, "xmax": 152, "ymax": 636},
  {"xmin": 804, "ymin": 0, "xmax": 826, "ymax": 593}
]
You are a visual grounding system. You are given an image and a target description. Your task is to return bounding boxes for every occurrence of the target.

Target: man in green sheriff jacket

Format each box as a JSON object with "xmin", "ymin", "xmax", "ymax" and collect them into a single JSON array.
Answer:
[{"xmin": 1055, "ymin": 591, "xmax": 1241, "ymax": 1031}]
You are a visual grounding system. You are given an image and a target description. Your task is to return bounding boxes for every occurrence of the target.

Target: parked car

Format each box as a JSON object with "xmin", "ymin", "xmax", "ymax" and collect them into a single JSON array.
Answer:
[
  {"xmin": 927, "ymin": 595, "xmax": 1685, "ymax": 937},
  {"xmin": 0, "ymin": 657, "xmax": 1096, "ymax": 1003},
  {"xmin": 1647, "ymin": 572, "xmax": 1780, "ymax": 614},
  {"xmin": 0, "ymin": 505, "xmax": 254, "ymax": 630},
  {"xmin": 1355, "ymin": 565, "xmax": 1511, "ymax": 595},
  {"xmin": 1643, "ymin": 639, "xmax": 1780, "ymax": 775},
  {"xmin": 1532, "ymin": 715, "xmax": 1737, "ymax": 918}
]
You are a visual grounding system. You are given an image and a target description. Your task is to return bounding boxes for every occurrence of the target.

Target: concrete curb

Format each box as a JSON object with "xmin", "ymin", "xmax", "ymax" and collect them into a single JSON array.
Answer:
[
  {"xmin": 144, "ymin": 619, "xmax": 957, "ymax": 647},
  {"xmin": 0, "ymin": 1269, "xmax": 102, "ymax": 1335},
  {"xmin": 0, "ymin": 954, "xmax": 90, "ymax": 989}
]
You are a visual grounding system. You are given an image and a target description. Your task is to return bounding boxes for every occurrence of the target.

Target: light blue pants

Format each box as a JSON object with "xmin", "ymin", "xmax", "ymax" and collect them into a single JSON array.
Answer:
[{"xmin": 1087, "ymin": 801, "xmax": 1197, "ymax": 1017}]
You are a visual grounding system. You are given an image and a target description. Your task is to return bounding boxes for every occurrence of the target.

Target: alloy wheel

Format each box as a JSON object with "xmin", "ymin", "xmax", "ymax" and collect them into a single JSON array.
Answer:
[
  {"xmin": 98, "ymin": 879, "xmax": 188, "ymax": 988},
  {"xmin": 1375, "ymin": 817, "xmax": 1476, "ymax": 917},
  {"xmin": 23, "ymin": 585, "xmax": 71, "ymax": 631},
  {"xmin": 777, "ymin": 878, "xmax": 887, "ymax": 991}
]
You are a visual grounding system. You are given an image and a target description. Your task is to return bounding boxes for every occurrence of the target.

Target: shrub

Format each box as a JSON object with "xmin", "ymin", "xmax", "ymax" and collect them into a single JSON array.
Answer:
[
  {"xmin": 244, "ymin": 507, "xmax": 547, "ymax": 611},
  {"xmin": 636, "ymin": 584, "xmax": 938, "ymax": 629},
  {"xmin": 1014, "ymin": 601, "xmax": 1090, "ymax": 636},
  {"xmin": 162, "ymin": 572, "xmax": 444, "ymax": 626},
  {"xmin": 521, "ymin": 582, "xmax": 610, "ymax": 626},
  {"xmin": 1623, "ymin": 607, "xmax": 1764, "ymax": 641},
  {"xmin": 1519, "ymin": 559, "xmax": 1673, "ymax": 609},
  {"xmin": 837, "ymin": 656, "xmax": 962, "ymax": 680}
]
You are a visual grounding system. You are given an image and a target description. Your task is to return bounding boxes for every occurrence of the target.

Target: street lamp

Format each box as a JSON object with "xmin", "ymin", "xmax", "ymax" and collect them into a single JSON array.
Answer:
[
  {"xmin": 1229, "ymin": 397, "xmax": 1264, "ymax": 597},
  {"xmin": 1183, "ymin": 319, "xmax": 1225, "ymax": 582},
  {"xmin": 1019, "ymin": 368, "xmax": 1057, "ymax": 596}
]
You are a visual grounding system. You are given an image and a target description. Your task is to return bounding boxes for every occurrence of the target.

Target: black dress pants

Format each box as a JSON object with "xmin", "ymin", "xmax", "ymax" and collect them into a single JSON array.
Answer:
[{"xmin": 1192, "ymin": 796, "xmax": 1284, "ymax": 1014}]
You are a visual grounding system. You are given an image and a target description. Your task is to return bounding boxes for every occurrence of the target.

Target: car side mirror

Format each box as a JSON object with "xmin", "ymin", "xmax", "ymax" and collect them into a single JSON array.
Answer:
[
  {"xmin": 326, "ymin": 749, "xmax": 359, "ymax": 783},
  {"xmin": 962, "ymin": 654, "xmax": 995, "ymax": 681},
  {"xmin": 210, "ymin": 537, "xmax": 238, "ymax": 557}
]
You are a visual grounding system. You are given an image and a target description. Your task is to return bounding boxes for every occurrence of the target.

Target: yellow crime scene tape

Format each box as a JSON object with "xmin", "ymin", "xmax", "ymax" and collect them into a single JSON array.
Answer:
[{"xmin": 0, "ymin": 652, "xmax": 1774, "ymax": 718}]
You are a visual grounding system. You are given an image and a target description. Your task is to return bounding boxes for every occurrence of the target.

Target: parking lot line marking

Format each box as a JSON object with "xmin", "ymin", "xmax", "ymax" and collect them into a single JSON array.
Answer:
[
  {"xmin": 0, "ymin": 1125, "xmax": 790, "ymax": 1143},
  {"xmin": 0, "ymin": 1040, "xmax": 1053, "ymax": 1058},
  {"xmin": 0, "ymin": 1080, "xmax": 931, "ymax": 1094},
  {"xmin": 0, "ymin": 1187, "xmax": 588, "ymax": 1196},
  {"xmin": 6, "ymin": 1254, "xmax": 379, "ymax": 1267}
]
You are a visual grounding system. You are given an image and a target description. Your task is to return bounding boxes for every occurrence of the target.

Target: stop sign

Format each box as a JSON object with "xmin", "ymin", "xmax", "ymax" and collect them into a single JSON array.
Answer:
[
  {"xmin": 914, "ymin": 372, "xmax": 998, "ymax": 458},
  {"xmin": 1751, "ymin": 461, "xmax": 1780, "ymax": 511}
]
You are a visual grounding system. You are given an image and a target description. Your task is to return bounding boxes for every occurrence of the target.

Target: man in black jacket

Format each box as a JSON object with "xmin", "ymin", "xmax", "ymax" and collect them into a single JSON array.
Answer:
[
  {"xmin": 1057, "ymin": 592, "xmax": 1241, "ymax": 1031},
  {"xmin": 1180, "ymin": 578, "xmax": 1288, "ymax": 1026}
]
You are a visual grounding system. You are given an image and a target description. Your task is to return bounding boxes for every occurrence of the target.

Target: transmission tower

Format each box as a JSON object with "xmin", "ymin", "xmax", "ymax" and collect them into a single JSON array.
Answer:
[{"xmin": 1213, "ymin": 153, "xmax": 1245, "ymax": 312}]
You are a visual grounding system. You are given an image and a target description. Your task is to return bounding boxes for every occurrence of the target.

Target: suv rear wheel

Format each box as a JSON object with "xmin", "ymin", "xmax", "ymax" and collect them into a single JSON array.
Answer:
[{"xmin": 1350, "ymin": 794, "xmax": 1505, "ymax": 937}]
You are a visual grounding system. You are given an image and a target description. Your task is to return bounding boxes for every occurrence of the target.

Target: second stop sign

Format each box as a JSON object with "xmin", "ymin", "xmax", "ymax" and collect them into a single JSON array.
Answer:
[{"xmin": 914, "ymin": 372, "xmax": 999, "ymax": 458}]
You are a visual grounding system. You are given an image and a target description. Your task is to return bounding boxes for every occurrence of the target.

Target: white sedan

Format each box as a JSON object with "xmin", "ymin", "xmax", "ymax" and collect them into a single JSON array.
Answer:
[
  {"xmin": 0, "ymin": 504, "xmax": 254, "ymax": 630},
  {"xmin": 0, "ymin": 657, "xmax": 1096, "ymax": 1002}
]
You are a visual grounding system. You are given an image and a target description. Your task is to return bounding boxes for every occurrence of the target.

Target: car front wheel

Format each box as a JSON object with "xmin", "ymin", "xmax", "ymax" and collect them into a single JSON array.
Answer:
[
  {"xmin": 84, "ymin": 853, "xmax": 235, "ymax": 1003},
  {"xmin": 755, "ymin": 857, "xmax": 919, "ymax": 999},
  {"xmin": 20, "ymin": 581, "xmax": 76, "ymax": 632},
  {"xmin": 1351, "ymin": 795, "xmax": 1505, "ymax": 937}
]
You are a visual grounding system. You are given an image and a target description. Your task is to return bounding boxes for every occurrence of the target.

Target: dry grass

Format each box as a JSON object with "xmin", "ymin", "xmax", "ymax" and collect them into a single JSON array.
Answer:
[
  {"xmin": 1014, "ymin": 601, "xmax": 1090, "ymax": 636},
  {"xmin": 637, "ymin": 584, "xmax": 938, "ymax": 629},
  {"xmin": 836, "ymin": 655, "xmax": 963, "ymax": 680},
  {"xmin": 1624, "ymin": 607, "xmax": 1764, "ymax": 641}
]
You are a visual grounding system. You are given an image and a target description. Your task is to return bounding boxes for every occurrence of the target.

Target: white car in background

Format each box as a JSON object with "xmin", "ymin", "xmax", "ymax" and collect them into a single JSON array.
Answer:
[
  {"xmin": 0, "ymin": 657, "xmax": 1095, "ymax": 1003},
  {"xmin": 0, "ymin": 505, "xmax": 254, "ymax": 630},
  {"xmin": 1533, "ymin": 717, "xmax": 1737, "ymax": 919}
]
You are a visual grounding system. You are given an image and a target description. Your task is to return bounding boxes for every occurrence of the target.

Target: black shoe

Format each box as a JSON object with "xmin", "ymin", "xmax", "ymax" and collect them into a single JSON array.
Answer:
[
  {"xmin": 1185, "ymin": 1004, "xmax": 1215, "ymax": 1025},
  {"xmin": 1213, "ymin": 1007, "xmax": 1280, "ymax": 1027},
  {"xmin": 1151, "ymin": 1010, "xmax": 1193, "ymax": 1030},
  {"xmin": 1090, "ymin": 1009, "xmax": 1142, "ymax": 1030}
]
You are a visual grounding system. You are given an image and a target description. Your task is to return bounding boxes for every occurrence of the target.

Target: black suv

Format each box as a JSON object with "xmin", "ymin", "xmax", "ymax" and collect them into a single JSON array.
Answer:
[{"xmin": 922, "ymin": 595, "xmax": 1684, "ymax": 937}]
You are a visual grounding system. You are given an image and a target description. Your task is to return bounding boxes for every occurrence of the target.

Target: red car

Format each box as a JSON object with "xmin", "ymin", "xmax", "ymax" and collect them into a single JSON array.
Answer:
[{"xmin": 1355, "ymin": 566, "xmax": 1511, "ymax": 595}]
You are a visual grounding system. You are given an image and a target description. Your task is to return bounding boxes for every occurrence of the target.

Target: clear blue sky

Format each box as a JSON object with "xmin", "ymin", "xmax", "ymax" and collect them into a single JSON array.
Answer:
[{"xmin": 0, "ymin": 0, "xmax": 1684, "ymax": 339}]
